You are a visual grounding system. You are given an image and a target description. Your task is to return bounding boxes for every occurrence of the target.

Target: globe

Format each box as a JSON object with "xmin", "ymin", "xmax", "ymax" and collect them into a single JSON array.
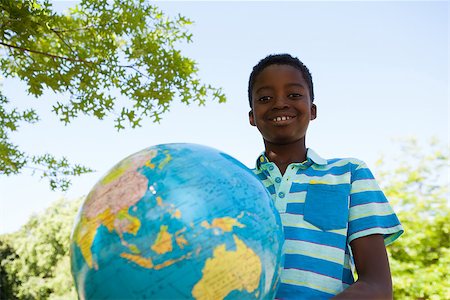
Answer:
[{"xmin": 70, "ymin": 143, "xmax": 284, "ymax": 299}]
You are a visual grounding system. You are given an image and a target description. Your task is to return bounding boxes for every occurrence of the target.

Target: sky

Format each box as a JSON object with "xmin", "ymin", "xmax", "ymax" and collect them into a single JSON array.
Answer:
[{"xmin": 0, "ymin": 1, "xmax": 448, "ymax": 234}]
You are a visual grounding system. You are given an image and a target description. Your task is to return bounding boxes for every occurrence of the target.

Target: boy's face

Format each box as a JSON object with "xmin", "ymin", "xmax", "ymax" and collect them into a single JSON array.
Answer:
[{"xmin": 249, "ymin": 64, "xmax": 317, "ymax": 145}]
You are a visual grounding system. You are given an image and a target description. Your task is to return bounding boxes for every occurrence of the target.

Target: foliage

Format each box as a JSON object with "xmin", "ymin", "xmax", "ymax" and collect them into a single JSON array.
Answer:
[
  {"xmin": 0, "ymin": 197, "xmax": 82, "ymax": 299},
  {"xmin": 1, "ymin": 90, "xmax": 94, "ymax": 190},
  {"xmin": 0, "ymin": 0, "xmax": 225, "ymax": 190},
  {"xmin": 0, "ymin": 237, "xmax": 19, "ymax": 299},
  {"xmin": 376, "ymin": 138, "xmax": 450, "ymax": 299},
  {"xmin": 0, "ymin": 89, "xmax": 38, "ymax": 175}
]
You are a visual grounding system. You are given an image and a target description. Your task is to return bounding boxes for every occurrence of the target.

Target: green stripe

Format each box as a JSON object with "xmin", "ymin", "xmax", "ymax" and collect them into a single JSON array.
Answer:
[
  {"xmin": 281, "ymin": 213, "xmax": 347, "ymax": 236},
  {"xmin": 282, "ymin": 269, "xmax": 343, "ymax": 294},
  {"xmin": 292, "ymin": 173, "xmax": 351, "ymax": 185},
  {"xmin": 350, "ymin": 179, "xmax": 380, "ymax": 194},
  {"xmin": 284, "ymin": 240, "xmax": 345, "ymax": 264},
  {"xmin": 349, "ymin": 203, "xmax": 395, "ymax": 221}
]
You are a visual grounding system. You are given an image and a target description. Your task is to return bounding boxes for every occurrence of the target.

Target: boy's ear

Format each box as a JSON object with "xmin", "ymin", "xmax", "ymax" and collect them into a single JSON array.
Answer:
[
  {"xmin": 310, "ymin": 104, "xmax": 317, "ymax": 120},
  {"xmin": 249, "ymin": 110, "xmax": 256, "ymax": 126}
]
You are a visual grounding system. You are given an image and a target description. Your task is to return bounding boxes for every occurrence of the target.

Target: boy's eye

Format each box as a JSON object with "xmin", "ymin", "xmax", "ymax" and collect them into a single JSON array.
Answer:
[
  {"xmin": 258, "ymin": 96, "xmax": 272, "ymax": 102},
  {"xmin": 288, "ymin": 93, "xmax": 302, "ymax": 98}
]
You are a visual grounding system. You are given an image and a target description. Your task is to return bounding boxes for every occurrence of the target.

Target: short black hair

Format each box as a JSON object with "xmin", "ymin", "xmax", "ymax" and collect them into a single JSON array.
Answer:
[{"xmin": 248, "ymin": 53, "xmax": 314, "ymax": 108}]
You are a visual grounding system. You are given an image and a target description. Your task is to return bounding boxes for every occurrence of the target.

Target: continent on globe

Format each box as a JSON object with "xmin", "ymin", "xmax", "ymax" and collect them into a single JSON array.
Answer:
[
  {"xmin": 70, "ymin": 143, "xmax": 284, "ymax": 299},
  {"xmin": 192, "ymin": 235, "xmax": 262, "ymax": 299},
  {"xmin": 201, "ymin": 215, "xmax": 245, "ymax": 234},
  {"xmin": 151, "ymin": 225, "xmax": 173, "ymax": 254},
  {"xmin": 72, "ymin": 149, "xmax": 157, "ymax": 269}
]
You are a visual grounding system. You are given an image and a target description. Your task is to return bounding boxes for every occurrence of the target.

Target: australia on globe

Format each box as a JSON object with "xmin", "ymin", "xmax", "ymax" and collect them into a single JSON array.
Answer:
[{"xmin": 70, "ymin": 143, "xmax": 284, "ymax": 299}]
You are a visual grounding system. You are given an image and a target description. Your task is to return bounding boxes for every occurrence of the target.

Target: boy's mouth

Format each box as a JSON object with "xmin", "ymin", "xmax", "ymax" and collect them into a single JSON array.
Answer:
[{"xmin": 271, "ymin": 115, "xmax": 295, "ymax": 122}]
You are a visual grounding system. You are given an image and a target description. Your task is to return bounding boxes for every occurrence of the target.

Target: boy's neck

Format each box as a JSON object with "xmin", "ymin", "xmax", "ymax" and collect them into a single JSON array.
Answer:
[{"xmin": 263, "ymin": 140, "xmax": 308, "ymax": 174}]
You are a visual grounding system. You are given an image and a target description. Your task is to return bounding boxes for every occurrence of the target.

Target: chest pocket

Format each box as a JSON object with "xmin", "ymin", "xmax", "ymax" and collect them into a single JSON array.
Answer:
[{"xmin": 303, "ymin": 184, "xmax": 350, "ymax": 231}]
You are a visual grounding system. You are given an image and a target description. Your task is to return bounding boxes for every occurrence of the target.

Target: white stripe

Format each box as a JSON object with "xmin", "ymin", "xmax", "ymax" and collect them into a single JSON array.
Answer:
[
  {"xmin": 274, "ymin": 198, "xmax": 287, "ymax": 213},
  {"xmin": 349, "ymin": 203, "xmax": 394, "ymax": 221},
  {"xmin": 260, "ymin": 178, "xmax": 274, "ymax": 189},
  {"xmin": 285, "ymin": 191, "xmax": 306, "ymax": 203},
  {"xmin": 280, "ymin": 213, "xmax": 347, "ymax": 236},
  {"xmin": 281, "ymin": 268, "xmax": 344, "ymax": 295},
  {"xmin": 343, "ymin": 253, "xmax": 353, "ymax": 271},
  {"xmin": 351, "ymin": 179, "xmax": 381, "ymax": 194},
  {"xmin": 354, "ymin": 160, "xmax": 368, "ymax": 170},
  {"xmin": 292, "ymin": 173, "xmax": 351, "ymax": 185},
  {"xmin": 309, "ymin": 157, "xmax": 363, "ymax": 171},
  {"xmin": 281, "ymin": 213, "xmax": 313, "ymax": 229},
  {"xmin": 284, "ymin": 240, "xmax": 345, "ymax": 264},
  {"xmin": 310, "ymin": 159, "xmax": 348, "ymax": 171}
]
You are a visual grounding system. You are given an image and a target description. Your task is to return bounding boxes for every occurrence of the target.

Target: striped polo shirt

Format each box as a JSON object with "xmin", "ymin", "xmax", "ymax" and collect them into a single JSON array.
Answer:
[{"xmin": 253, "ymin": 149, "xmax": 403, "ymax": 299}]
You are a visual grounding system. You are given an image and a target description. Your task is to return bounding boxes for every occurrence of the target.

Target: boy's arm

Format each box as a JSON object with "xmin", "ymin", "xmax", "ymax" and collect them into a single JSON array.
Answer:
[{"xmin": 333, "ymin": 234, "xmax": 393, "ymax": 299}]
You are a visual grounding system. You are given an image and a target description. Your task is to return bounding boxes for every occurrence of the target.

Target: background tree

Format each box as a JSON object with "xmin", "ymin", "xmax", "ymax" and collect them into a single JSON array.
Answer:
[
  {"xmin": 0, "ymin": 237, "xmax": 19, "ymax": 299},
  {"xmin": 0, "ymin": 0, "xmax": 225, "ymax": 190},
  {"xmin": 376, "ymin": 138, "xmax": 450, "ymax": 299},
  {"xmin": 0, "ymin": 197, "xmax": 81, "ymax": 299}
]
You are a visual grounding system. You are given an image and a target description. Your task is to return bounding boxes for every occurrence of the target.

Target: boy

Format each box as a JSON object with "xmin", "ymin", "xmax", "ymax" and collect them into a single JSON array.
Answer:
[{"xmin": 248, "ymin": 54, "xmax": 403, "ymax": 299}]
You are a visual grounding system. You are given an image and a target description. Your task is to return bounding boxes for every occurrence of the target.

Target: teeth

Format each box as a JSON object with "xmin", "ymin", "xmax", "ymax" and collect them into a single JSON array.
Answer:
[{"xmin": 273, "ymin": 116, "xmax": 292, "ymax": 122}]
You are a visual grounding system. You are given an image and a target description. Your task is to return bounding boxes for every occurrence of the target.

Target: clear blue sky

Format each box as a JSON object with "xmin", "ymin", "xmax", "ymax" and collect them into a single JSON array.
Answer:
[{"xmin": 0, "ymin": 1, "xmax": 448, "ymax": 234}]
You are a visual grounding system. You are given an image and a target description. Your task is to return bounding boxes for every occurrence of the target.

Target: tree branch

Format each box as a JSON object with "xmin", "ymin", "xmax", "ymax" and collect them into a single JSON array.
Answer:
[
  {"xmin": 0, "ymin": 41, "xmax": 95, "ymax": 64},
  {"xmin": 49, "ymin": 28, "xmax": 78, "ymax": 57},
  {"xmin": 120, "ymin": 64, "xmax": 151, "ymax": 80},
  {"xmin": 51, "ymin": 24, "xmax": 95, "ymax": 33},
  {"xmin": 1, "ymin": 41, "xmax": 149, "ymax": 80}
]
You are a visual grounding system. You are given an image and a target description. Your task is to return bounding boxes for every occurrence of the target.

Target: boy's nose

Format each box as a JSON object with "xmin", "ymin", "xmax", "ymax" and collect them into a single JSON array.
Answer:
[{"xmin": 273, "ymin": 95, "xmax": 289, "ymax": 109}]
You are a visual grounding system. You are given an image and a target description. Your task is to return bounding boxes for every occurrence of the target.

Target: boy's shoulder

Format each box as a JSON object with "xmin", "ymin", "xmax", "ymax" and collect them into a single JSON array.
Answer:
[
  {"xmin": 325, "ymin": 157, "xmax": 367, "ymax": 167},
  {"xmin": 307, "ymin": 149, "xmax": 368, "ymax": 170}
]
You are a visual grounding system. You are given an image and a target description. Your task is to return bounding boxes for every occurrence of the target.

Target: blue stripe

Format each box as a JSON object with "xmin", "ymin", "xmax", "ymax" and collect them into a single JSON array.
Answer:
[
  {"xmin": 286, "ymin": 203, "xmax": 304, "ymax": 214},
  {"xmin": 349, "ymin": 214, "xmax": 401, "ymax": 235},
  {"xmin": 342, "ymin": 268, "xmax": 354, "ymax": 285},
  {"xmin": 350, "ymin": 191, "xmax": 388, "ymax": 206},
  {"xmin": 311, "ymin": 183, "xmax": 350, "ymax": 193},
  {"xmin": 289, "ymin": 182, "xmax": 308, "ymax": 193},
  {"xmin": 351, "ymin": 167, "xmax": 375, "ymax": 181},
  {"xmin": 326, "ymin": 158, "xmax": 343, "ymax": 165},
  {"xmin": 298, "ymin": 164, "xmax": 351, "ymax": 177},
  {"xmin": 290, "ymin": 182, "xmax": 351, "ymax": 194},
  {"xmin": 276, "ymin": 282, "xmax": 335, "ymax": 299},
  {"xmin": 256, "ymin": 172, "xmax": 268, "ymax": 181},
  {"xmin": 284, "ymin": 254, "xmax": 344, "ymax": 279},
  {"xmin": 266, "ymin": 184, "xmax": 276, "ymax": 194},
  {"xmin": 284, "ymin": 227, "xmax": 347, "ymax": 249}
]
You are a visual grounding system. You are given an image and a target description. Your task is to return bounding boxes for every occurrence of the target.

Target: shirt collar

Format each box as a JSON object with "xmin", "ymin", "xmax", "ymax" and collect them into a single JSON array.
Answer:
[
  {"xmin": 256, "ymin": 148, "xmax": 327, "ymax": 170},
  {"xmin": 306, "ymin": 148, "xmax": 327, "ymax": 166}
]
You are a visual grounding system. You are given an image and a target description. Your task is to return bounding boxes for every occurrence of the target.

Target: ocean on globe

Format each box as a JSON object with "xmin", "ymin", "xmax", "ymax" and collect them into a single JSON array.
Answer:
[{"xmin": 70, "ymin": 143, "xmax": 284, "ymax": 299}]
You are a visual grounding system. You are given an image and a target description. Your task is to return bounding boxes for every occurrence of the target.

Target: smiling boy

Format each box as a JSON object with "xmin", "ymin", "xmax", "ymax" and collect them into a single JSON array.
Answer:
[{"xmin": 248, "ymin": 54, "xmax": 403, "ymax": 299}]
